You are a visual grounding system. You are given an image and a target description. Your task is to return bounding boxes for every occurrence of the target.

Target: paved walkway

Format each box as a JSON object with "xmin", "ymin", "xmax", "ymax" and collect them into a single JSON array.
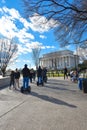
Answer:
[{"xmin": 0, "ymin": 77, "xmax": 87, "ymax": 130}]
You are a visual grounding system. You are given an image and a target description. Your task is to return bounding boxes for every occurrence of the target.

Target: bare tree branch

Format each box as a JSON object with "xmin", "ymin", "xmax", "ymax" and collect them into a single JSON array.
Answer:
[
  {"xmin": 21, "ymin": 0, "xmax": 87, "ymax": 48},
  {"xmin": 0, "ymin": 38, "xmax": 18, "ymax": 76},
  {"xmin": 32, "ymin": 46, "xmax": 41, "ymax": 68}
]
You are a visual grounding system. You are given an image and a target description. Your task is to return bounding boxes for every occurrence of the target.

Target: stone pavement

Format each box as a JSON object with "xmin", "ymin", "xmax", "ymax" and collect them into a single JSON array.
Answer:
[{"xmin": 0, "ymin": 77, "xmax": 87, "ymax": 130}]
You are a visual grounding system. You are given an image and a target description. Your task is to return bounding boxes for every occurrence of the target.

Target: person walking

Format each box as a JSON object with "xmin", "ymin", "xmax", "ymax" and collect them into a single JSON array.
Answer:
[
  {"xmin": 29, "ymin": 68, "xmax": 33, "ymax": 83},
  {"xmin": 9, "ymin": 71, "xmax": 15, "ymax": 89},
  {"xmin": 64, "ymin": 67, "xmax": 68, "ymax": 79},
  {"xmin": 42, "ymin": 67, "xmax": 47, "ymax": 83},
  {"xmin": 22, "ymin": 64, "xmax": 30, "ymax": 88},
  {"xmin": 14, "ymin": 68, "xmax": 20, "ymax": 89},
  {"xmin": 37, "ymin": 66, "xmax": 43, "ymax": 84}
]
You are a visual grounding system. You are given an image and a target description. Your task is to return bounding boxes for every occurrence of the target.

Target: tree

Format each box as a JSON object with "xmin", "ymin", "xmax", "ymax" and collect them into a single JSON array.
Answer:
[
  {"xmin": 76, "ymin": 47, "xmax": 87, "ymax": 62},
  {"xmin": 31, "ymin": 46, "xmax": 41, "ymax": 69},
  {"xmin": 22, "ymin": 0, "xmax": 87, "ymax": 48},
  {"xmin": 83, "ymin": 60, "xmax": 87, "ymax": 65},
  {"xmin": 78, "ymin": 60, "xmax": 87, "ymax": 70},
  {"xmin": 0, "ymin": 38, "xmax": 18, "ymax": 76}
]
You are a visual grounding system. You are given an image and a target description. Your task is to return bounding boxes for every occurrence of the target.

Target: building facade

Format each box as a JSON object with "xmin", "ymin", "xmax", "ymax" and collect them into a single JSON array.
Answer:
[{"xmin": 39, "ymin": 50, "xmax": 79, "ymax": 70}]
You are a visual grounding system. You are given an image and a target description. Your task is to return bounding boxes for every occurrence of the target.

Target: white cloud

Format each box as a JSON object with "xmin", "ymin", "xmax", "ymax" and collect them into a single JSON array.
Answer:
[
  {"xmin": 15, "ymin": 59, "xmax": 21, "ymax": 63},
  {"xmin": 17, "ymin": 41, "xmax": 55, "ymax": 56},
  {"xmin": 26, "ymin": 41, "xmax": 42, "ymax": 48},
  {"xmin": 0, "ymin": 7, "xmax": 57, "ymax": 57},
  {"xmin": 41, "ymin": 45, "xmax": 55, "ymax": 49},
  {"xmin": 0, "ymin": 16, "xmax": 17, "ymax": 37},
  {"xmin": 16, "ymin": 28, "xmax": 34, "ymax": 43},
  {"xmin": 20, "ymin": 17, "xmax": 30, "ymax": 29},
  {"xmin": 25, "ymin": 41, "xmax": 55, "ymax": 50},
  {"xmin": 40, "ymin": 35, "xmax": 47, "ymax": 39},
  {"xmin": 2, "ymin": 7, "xmax": 20, "ymax": 19},
  {"xmin": 0, "ymin": 5, "xmax": 59, "ymax": 69},
  {"xmin": 0, "ymin": 6, "xmax": 34, "ymax": 41},
  {"xmin": 23, "ymin": 60, "xmax": 30, "ymax": 63},
  {"xmin": 29, "ymin": 13, "xmax": 58, "ymax": 33},
  {"xmin": 17, "ymin": 44, "xmax": 32, "ymax": 55}
]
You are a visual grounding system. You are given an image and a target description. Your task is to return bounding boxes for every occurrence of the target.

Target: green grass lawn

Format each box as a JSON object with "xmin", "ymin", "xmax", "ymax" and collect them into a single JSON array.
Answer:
[{"xmin": 47, "ymin": 72, "xmax": 64, "ymax": 77}]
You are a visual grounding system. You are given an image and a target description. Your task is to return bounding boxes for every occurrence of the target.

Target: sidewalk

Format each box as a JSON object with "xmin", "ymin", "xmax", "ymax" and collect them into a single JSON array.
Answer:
[{"xmin": 0, "ymin": 77, "xmax": 87, "ymax": 130}]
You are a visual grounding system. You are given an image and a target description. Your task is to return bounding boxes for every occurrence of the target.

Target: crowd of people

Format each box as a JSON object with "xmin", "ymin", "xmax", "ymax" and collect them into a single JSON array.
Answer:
[
  {"xmin": 9, "ymin": 68, "xmax": 20, "ymax": 90},
  {"xmin": 9, "ymin": 64, "xmax": 47, "ymax": 90},
  {"xmin": 63, "ymin": 67, "xmax": 79, "ymax": 82},
  {"xmin": 9, "ymin": 65, "xmax": 79, "ymax": 90}
]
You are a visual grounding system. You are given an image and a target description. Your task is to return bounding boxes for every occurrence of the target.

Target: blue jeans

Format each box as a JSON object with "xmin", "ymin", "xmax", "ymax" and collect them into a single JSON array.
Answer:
[
  {"xmin": 23, "ymin": 77, "xmax": 29, "ymax": 88},
  {"xmin": 38, "ymin": 76, "xmax": 42, "ymax": 83}
]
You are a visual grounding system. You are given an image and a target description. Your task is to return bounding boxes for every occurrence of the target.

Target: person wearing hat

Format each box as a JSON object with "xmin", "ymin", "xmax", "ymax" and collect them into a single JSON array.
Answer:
[{"xmin": 22, "ymin": 64, "xmax": 30, "ymax": 88}]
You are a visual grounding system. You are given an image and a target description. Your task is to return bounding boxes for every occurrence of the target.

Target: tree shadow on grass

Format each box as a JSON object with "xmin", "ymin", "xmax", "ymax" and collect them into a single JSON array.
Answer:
[{"xmin": 30, "ymin": 91, "xmax": 77, "ymax": 108}]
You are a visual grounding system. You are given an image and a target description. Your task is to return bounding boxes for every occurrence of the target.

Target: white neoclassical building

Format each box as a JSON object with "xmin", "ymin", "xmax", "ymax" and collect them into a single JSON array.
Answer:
[{"xmin": 39, "ymin": 50, "xmax": 79, "ymax": 70}]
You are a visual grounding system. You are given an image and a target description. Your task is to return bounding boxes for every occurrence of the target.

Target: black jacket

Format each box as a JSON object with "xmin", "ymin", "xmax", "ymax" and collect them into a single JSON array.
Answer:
[
  {"xmin": 14, "ymin": 72, "xmax": 20, "ymax": 79},
  {"xmin": 37, "ymin": 67, "xmax": 42, "ymax": 77},
  {"xmin": 22, "ymin": 67, "xmax": 30, "ymax": 77}
]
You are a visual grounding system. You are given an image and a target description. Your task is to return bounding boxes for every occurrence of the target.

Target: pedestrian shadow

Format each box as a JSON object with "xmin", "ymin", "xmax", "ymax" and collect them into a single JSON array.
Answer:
[
  {"xmin": 46, "ymin": 81, "xmax": 68, "ymax": 86},
  {"xmin": 47, "ymin": 79, "xmax": 66, "ymax": 83},
  {"xmin": 44, "ymin": 84, "xmax": 77, "ymax": 92},
  {"xmin": 30, "ymin": 91, "xmax": 77, "ymax": 108},
  {"xmin": 44, "ymin": 80, "xmax": 77, "ymax": 92}
]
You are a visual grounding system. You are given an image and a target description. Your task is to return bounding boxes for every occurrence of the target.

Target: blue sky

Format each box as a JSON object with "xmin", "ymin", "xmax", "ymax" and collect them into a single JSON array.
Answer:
[{"xmin": 0, "ymin": 0, "xmax": 78, "ymax": 70}]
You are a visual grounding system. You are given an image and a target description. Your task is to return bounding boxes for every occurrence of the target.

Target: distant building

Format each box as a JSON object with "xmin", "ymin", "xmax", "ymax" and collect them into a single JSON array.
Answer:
[{"xmin": 39, "ymin": 50, "xmax": 79, "ymax": 70}]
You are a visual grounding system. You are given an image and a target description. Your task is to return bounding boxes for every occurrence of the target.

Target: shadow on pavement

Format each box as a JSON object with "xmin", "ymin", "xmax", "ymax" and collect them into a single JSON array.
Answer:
[
  {"xmin": 45, "ymin": 80, "xmax": 77, "ymax": 92},
  {"xmin": 47, "ymin": 81, "xmax": 68, "ymax": 86},
  {"xmin": 30, "ymin": 91, "xmax": 77, "ymax": 108},
  {"xmin": 45, "ymin": 84, "xmax": 77, "ymax": 92}
]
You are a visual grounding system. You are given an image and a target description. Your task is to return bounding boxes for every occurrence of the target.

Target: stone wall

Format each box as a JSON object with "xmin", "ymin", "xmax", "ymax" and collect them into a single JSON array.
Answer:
[{"xmin": 0, "ymin": 76, "xmax": 10, "ymax": 89}]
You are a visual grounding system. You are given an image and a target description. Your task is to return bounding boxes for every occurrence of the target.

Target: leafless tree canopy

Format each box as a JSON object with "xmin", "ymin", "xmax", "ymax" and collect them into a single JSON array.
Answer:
[
  {"xmin": 0, "ymin": 38, "xmax": 18, "ymax": 76},
  {"xmin": 32, "ymin": 46, "xmax": 41, "ymax": 68},
  {"xmin": 22, "ymin": 0, "xmax": 87, "ymax": 47}
]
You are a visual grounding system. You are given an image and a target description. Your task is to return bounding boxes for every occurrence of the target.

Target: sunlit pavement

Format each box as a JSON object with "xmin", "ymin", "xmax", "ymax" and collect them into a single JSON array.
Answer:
[{"xmin": 0, "ymin": 77, "xmax": 87, "ymax": 130}]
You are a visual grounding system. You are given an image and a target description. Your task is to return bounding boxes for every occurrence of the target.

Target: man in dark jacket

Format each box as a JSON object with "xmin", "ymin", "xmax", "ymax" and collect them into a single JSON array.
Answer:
[
  {"xmin": 9, "ymin": 71, "xmax": 15, "ymax": 89},
  {"xmin": 22, "ymin": 64, "xmax": 30, "ymax": 88},
  {"xmin": 37, "ymin": 66, "xmax": 42, "ymax": 83},
  {"xmin": 64, "ymin": 67, "xmax": 68, "ymax": 79}
]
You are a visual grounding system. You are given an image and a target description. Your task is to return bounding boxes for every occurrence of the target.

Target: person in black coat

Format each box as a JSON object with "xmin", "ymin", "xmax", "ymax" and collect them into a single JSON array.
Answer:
[
  {"xmin": 9, "ymin": 71, "xmax": 15, "ymax": 89},
  {"xmin": 64, "ymin": 67, "xmax": 68, "ymax": 79},
  {"xmin": 37, "ymin": 66, "xmax": 43, "ymax": 83},
  {"xmin": 22, "ymin": 64, "xmax": 30, "ymax": 88}
]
